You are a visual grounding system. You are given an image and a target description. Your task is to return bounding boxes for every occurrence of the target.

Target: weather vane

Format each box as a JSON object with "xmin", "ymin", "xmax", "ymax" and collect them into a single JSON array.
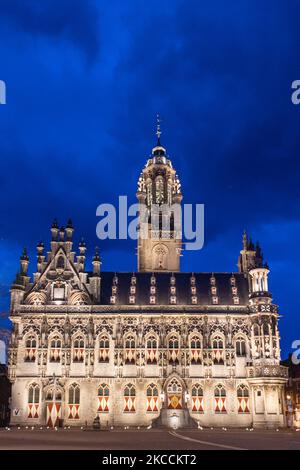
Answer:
[{"xmin": 156, "ymin": 113, "xmax": 162, "ymax": 142}]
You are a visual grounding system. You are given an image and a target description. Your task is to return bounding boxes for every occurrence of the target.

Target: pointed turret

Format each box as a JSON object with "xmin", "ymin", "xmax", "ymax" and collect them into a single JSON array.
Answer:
[{"xmin": 238, "ymin": 231, "xmax": 257, "ymax": 273}]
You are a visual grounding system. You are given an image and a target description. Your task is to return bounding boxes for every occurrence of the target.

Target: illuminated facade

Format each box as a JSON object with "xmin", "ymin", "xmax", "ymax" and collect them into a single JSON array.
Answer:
[{"xmin": 8, "ymin": 133, "xmax": 288, "ymax": 429}]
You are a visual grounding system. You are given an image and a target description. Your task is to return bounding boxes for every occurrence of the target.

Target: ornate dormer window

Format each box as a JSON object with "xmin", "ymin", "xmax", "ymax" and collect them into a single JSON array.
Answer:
[
  {"xmin": 230, "ymin": 276, "xmax": 236, "ymax": 286},
  {"xmin": 232, "ymin": 287, "xmax": 237, "ymax": 295},
  {"xmin": 191, "ymin": 296, "xmax": 197, "ymax": 304},
  {"xmin": 190, "ymin": 275, "xmax": 196, "ymax": 286},
  {"xmin": 130, "ymin": 285, "xmax": 136, "ymax": 294},
  {"xmin": 191, "ymin": 286, "xmax": 196, "ymax": 295},
  {"xmin": 170, "ymin": 286, "xmax": 176, "ymax": 295},
  {"xmin": 150, "ymin": 275, "xmax": 156, "ymax": 285},
  {"xmin": 170, "ymin": 275, "xmax": 176, "ymax": 286},
  {"xmin": 210, "ymin": 276, "xmax": 216, "ymax": 286},
  {"xmin": 150, "ymin": 285, "xmax": 156, "ymax": 295},
  {"xmin": 233, "ymin": 296, "xmax": 239, "ymax": 305},
  {"xmin": 212, "ymin": 296, "xmax": 218, "ymax": 304},
  {"xmin": 113, "ymin": 275, "xmax": 118, "ymax": 285},
  {"xmin": 131, "ymin": 275, "xmax": 136, "ymax": 285},
  {"xmin": 150, "ymin": 295, "xmax": 156, "ymax": 304},
  {"xmin": 112, "ymin": 285, "xmax": 117, "ymax": 294},
  {"xmin": 170, "ymin": 295, "xmax": 177, "ymax": 304},
  {"xmin": 129, "ymin": 295, "xmax": 135, "ymax": 304},
  {"xmin": 110, "ymin": 295, "xmax": 116, "ymax": 304},
  {"xmin": 211, "ymin": 286, "xmax": 217, "ymax": 295}
]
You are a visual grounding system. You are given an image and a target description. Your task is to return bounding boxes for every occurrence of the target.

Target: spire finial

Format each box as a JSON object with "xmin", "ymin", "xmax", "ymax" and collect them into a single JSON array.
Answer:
[{"xmin": 156, "ymin": 113, "xmax": 162, "ymax": 145}]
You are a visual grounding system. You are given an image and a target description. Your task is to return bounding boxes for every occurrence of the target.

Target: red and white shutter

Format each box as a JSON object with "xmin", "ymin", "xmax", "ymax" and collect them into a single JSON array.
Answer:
[
  {"xmin": 214, "ymin": 397, "xmax": 226, "ymax": 413},
  {"xmin": 46, "ymin": 402, "xmax": 61, "ymax": 427},
  {"xmin": 99, "ymin": 348, "xmax": 109, "ymax": 362},
  {"xmin": 28, "ymin": 403, "xmax": 39, "ymax": 419},
  {"xmin": 68, "ymin": 404, "xmax": 80, "ymax": 419},
  {"xmin": 98, "ymin": 396, "xmax": 109, "ymax": 413},
  {"xmin": 191, "ymin": 396, "xmax": 204, "ymax": 412},
  {"xmin": 238, "ymin": 397, "xmax": 250, "ymax": 413},
  {"xmin": 147, "ymin": 396, "xmax": 159, "ymax": 412},
  {"xmin": 124, "ymin": 396, "xmax": 135, "ymax": 412}
]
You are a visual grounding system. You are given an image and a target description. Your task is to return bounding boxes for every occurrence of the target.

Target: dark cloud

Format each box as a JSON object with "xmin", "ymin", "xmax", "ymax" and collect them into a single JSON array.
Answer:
[{"xmin": 0, "ymin": 0, "xmax": 100, "ymax": 61}]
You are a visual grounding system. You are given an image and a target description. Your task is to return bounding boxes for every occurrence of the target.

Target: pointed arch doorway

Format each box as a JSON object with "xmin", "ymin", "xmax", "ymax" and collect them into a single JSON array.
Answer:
[
  {"xmin": 45, "ymin": 386, "xmax": 63, "ymax": 427},
  {"xmin": 166, "ymin": 377, "xmax": 183, "ymax": 410}
]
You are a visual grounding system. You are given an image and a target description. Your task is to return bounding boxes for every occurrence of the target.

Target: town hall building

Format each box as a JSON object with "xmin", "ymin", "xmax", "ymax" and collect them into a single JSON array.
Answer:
[{"xmin": 8, "ymin": 129, "xmax": 288, "ymax": 429}]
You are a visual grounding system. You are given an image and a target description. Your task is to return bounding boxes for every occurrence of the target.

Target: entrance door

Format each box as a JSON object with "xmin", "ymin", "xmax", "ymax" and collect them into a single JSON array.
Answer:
[
  {"xmin": 45, "ymin": 387, "xmax": 62, "ymax": 427},
  {"xmin": 167, "ymin": 378, "xmax": 183, "ymax": 410}
]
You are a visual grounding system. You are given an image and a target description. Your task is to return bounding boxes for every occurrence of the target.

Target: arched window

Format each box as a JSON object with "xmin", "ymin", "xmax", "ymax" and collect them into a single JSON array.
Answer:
[
  {"xmin": 155, "ymin": 176, "xmax": 165, "ymax": 204},
  {"xmin": 28, "ymin": 383, "xmax": 40, "ymax": 419},
  {"xmin": 99, "ymin": 335, "xmax": 110, "ymax": 363},
  {"xmin": 125, "ymin": 335, "xmax": 135, "ymax": 349},
  {"xmin": 146, "ymin": 335, "xmax": 158, "ymax": 364},
  {"xmin": 68, "ymin": 383, "xmax": 80, "ymax": 419},
  {"xmin": 68, "ymin": 383, "xmax": 80, "ymax": 405},
  {"xmin": 24, "ymin": 335, "xmax": 37, "ymax": 362},
  {"xmin": 49, "ymin": 335, "xmax": 62, "ymax": 362},
  {"xmin": 146, "ymin": 383, "xmax": 159, "ymax": 412},
  {"xmin": 237, "ymin": 384, "xmax": 250, "ymax": 413},
  {"xmin": 124, "ymin": 335, "xmax": 136, "ymax": 364},
  {"xmin": 190, "ymin": 335, "xmax": 202, "ymax": 364},
  {"xmin": 28, "ymin": 383, "xmax": 40, "ymax": 404},
  {"xmin": 45, "ymin": 387, "xmax": 62, "ymax": 401},
  {"xmin": 212, "ymin": 335, "xmax": 224, "ymax": 365},
  {"xmin": 124, "ymin": 383, "xmax": 136, "ymax": 412},
  {"xmin": 191, "ymin": 384, "xmax": 204, "ymax": 412},
  {"xmin": 98, "ymin": 383, "xmax": 109, "ymax": 413},
  {"xmin": 253, "ymin": 324, "xmax": 260, "ymax": 336},
  {"xmin": 263, "ymin": 323, "xmax": 269, "ymax": 336},
  {"xmin": 168, "ymin": 334, "xmax": 179, "ymax": 364},
  {"xmin": 214, "ymin": 384, "xmax": 226, "ymax": 413},
  {"xmin": 212, "ymin": 336, "xmax": 223, "ymax": 349},
  {"xmin": 271, "ymin": 318, "xmax": 276, "ymax": 336},
  {"xmin": 235, "ymin": 336, "xmax": 246, "ymax": 357},
  {"xmin": 73, "ymin": 336, "xmax": 85, "ymax": 363}
]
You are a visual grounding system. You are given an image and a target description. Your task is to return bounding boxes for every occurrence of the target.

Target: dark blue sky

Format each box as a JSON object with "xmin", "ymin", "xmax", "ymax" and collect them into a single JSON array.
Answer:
[{"xmin": 0, "ymin": 0, "xmax": 299, "ymax": 357}]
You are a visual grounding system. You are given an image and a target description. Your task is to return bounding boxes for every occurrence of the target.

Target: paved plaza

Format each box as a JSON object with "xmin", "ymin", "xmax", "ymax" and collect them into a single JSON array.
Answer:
[{"xmin": 0, "ymin": 427, "xmax": 300, "ymax": 450}]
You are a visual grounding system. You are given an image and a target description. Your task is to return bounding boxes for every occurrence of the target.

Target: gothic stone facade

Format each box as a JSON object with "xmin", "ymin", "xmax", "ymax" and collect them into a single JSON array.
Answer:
[{"xmin": 8, "ymin": 138, "xmax": 288, "ymax": 429}]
